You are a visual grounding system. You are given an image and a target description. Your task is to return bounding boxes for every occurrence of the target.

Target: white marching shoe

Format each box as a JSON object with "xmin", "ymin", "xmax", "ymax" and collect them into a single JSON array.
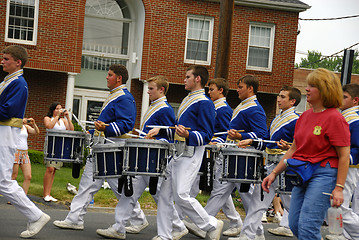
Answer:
[
  {"xmin": 20, "ymin": 213, "xmax": 51, "ymax": 238},
  {"xmin": 222, "ymin": 226, "xmax": 242, "ymax": 236},
  {"xmin": 183, "ymin": 219, "xmax": 206, "ymax": 239},
  {"xmin": 53, "ymin": 220, "xmax": 84, "ymax": 230},
  {"xmin": 206, "ymin": 220, "xmax": 224, "ymax": 240},
  {"xmin": 268, "ymin": 226, "xmax": 293, "ymax": 237},
  {"xmin": 96, "ymin": 226, "xmax": 125, "ymax": 239},
  {"xmin": 125, "ymin": 220, "xmax": 149, "ymax": 233},
  {"xmin": 172, "ymin": 228, "xmax": 189, "ymax": 240}
]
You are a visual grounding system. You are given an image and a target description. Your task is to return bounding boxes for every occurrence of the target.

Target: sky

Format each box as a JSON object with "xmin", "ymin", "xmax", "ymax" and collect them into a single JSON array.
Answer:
[{"xmin": 295, "ymin": 0, "xmax": 359, "ymax": 64}]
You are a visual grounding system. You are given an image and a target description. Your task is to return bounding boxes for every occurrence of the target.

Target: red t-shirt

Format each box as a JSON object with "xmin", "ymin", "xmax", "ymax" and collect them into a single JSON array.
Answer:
[{"xmin": 292, "ymin": 108, "xmax": 350, "ymax": 168}]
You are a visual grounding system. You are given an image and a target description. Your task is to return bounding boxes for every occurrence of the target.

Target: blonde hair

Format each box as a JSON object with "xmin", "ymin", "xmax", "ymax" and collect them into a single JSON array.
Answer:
[
  {"xmin": 307, "ymin": 68, "xmax": 342, "ymax": 108},
  {"xmin": 147, "ymin": 75, "xmax": 169, "ymax": 94}
]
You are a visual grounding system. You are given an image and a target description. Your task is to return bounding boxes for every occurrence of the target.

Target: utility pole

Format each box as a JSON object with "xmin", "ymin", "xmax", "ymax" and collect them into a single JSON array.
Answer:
[{"xmin": 214, "ymin": 0, "xmax": 234, "ymax": 79}]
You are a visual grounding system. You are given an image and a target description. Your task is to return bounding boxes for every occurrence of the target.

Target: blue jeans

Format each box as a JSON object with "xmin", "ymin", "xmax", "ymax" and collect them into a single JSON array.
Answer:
[{"xmin": 289, "ymin": 162, "xmax": 337, "ymax": 240}]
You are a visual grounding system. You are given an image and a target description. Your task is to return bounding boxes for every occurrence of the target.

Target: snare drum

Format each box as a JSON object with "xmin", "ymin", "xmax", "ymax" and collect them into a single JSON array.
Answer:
[
  {"xmin": 198, "ymin": 145, "xmax": 218, "ymax": 191},
  {"xmin": 266, "ymin": 153, "xmax": 283, "ymax": 164},
  {"xmin": 221, "ymin": 146, "xmax": 263, "ymax": 183},
  {"xmin": 92, "ymin": 141, "xmax": 125, "ymax": 179},
  {"xmin": 276, "ymin": 172, "xmax": 294, "ymax": 194},
  {"xmin": 122, "ymin": 138, "xmax": 170, "ymax": 177},
  {"xmin": 44, "ymin": 129, "xmax": 86, "ymax": 163}
]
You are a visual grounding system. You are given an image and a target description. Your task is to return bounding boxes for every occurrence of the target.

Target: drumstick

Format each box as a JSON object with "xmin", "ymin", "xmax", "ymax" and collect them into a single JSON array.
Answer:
[
  {"xmin": 71, "ymin": 112, "xmax": 87, "ymax": 133},
  {"xmin": 82, "ymin": 120, "xmax": 109, "ymax": 126},
  {"xmin": 134, "ymin": 129, "xmax": 147, "ymax": 136},
  {"xmin": 252, "ymin": 139, "xmax": 293, "ymax": 145},
  {"xmin": 213, "ymin": 130, "xmax": 244, "ymax": 136},
  {"xmin": 126, "ymin": 133, "xmax": 145, "ymax": 139},
  {"xmin": 146, "ymin": 125, "xmax": 191, "ymax": 130}
]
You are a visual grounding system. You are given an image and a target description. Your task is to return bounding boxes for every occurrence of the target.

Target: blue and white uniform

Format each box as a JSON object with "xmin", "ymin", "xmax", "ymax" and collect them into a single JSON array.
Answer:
[
  {"xmin": 339, "ymin": 107, "xmax": 359, "ymax": 240},
  {"xmin": 157, "ymin": 89, "xmax": 219, "ymax": 239},
  {"xmin": 110, "ymin": 96, "xmax": 186, "ymax": 235},
  {"xmin": 203, "ymin": 97, "xmax": 244, "ymax": 230},
  {"xmin": 65, "ymin": 85, "xmax": 146, "ymax": 227},
  {"xmin": 260, "ymin": 107, "xmax": 299, "ymax": 232},
  {"xmin": 204, "ymin": 95, "xmax": 268, "ymax": 240},
  {"xmin": 0, "ymin": 69, "xmax": 44, "ymax": 222}
]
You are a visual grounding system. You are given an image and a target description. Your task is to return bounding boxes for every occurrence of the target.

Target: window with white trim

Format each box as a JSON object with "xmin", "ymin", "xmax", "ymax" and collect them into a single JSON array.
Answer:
[
  {"xmin": 5, "ymin": 0, "xmax": 39, "ymax": 45},
  {"xmin": 184, "ymin": 15, "xmax": 214, "ymax": 65},
  {"xmin": 247, "ymin": 22, "xmax": 275, "ymax": 71}
]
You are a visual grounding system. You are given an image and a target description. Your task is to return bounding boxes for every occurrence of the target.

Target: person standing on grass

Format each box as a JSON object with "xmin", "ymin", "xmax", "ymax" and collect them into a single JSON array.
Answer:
[
  {"xmin": 43, "ymin": 102, "xmax": 74, "ymax": 202},
  {"xmin": 0, "ymin": 45, "xmax": 50, "ymax": 238},
  {"xmin": 11, "ymin": 117, "xmax": 40, "ymax": 197}
]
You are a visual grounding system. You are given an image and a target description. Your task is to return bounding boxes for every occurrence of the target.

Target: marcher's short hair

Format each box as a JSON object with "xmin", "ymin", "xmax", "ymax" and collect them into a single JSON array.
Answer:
[
  {"xmin": 109, "ymin": 64, "xmax": 128, "ymax": 84},
  {"xmin": 237, "ymin": 75, "xmax": 259, "ymax": 94},
  {"xmin": 343, "ymin": 83, "xmax": 359, "ymax": 99},
  {"xmin": 187, "ymin": 65, "xmax": 209, "ymax": 88},
  {"xmin": 2, "ymin": 45, "xmax": 28, "ymax": 68},
  {"xmin": 147, "ymin": 75, "xmax": 169, "ymax": 95},
  {"xmin": 47, "ymin": 102, "xmax": 60, "ymax": 117},
  {"xmin": 280, "ymin": 85, "xmax": 302, "ymax": 106},
  {"xmin": 208, "ymin": 78, "xmax": 229, "ymax": 97},
  {"xmin": 307, "ymin": 68, "xmax": 342, "ymax": 108}
]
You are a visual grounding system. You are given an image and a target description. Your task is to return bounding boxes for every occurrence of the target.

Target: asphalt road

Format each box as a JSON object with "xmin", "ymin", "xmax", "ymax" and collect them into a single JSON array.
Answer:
[{"xmin": 0, "ymin": 194, "xmax": 331, "ymax": 240}]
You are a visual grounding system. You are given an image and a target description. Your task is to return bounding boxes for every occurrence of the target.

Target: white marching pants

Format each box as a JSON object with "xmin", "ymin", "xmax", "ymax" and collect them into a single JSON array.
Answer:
[
  {"xmin": 65, "ymin": 158, "xmax": 146, "ymax": 226},
  {"xmin": 112, "ymin": 175, "xmax": 186, "ymax": 234},
  {"xmin": 157, "ymin": 146, "xmax": 218, "ymax": 239},
  {"xmin": 0, "ymin": 126, "xmax": 43, "ymax": 222},
  {"xmin": 204, "ymin": 155, "xmax": 243, "ymax": 229},
  {"xmin": 341, "ymin": 168, "xmax": 359, "ymax": 240}
]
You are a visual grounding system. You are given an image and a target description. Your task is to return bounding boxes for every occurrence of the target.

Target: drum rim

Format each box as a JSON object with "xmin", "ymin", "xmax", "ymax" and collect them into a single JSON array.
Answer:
[
  {"xmin": 125, "ymin": 138, "xmax": 170, "ymax": 146},
  {"xmin": 46, "ymin": 129, "xmax": 86, "ymax": 136}
]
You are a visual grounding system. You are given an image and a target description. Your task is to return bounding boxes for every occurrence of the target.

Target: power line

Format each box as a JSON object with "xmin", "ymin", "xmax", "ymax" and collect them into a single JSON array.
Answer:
[{"xmin": 299, "ymin": 14, "xmax": 359, "ymax": 21}]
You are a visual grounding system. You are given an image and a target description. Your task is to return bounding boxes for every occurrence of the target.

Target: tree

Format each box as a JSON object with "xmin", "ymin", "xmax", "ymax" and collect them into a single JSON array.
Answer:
[{"xmin": 295, "ymin": 50, "xmax": 359, "ymax": 74}]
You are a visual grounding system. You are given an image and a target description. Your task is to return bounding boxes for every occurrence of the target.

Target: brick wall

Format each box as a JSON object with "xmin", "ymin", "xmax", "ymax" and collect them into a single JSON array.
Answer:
[
  {"xmin": 0, "ymin": 0, "xmax": 86, "ymax": 73},
  {"xmin": 140, "ymin": 0, "xmax": 298, "ymax": 92}
]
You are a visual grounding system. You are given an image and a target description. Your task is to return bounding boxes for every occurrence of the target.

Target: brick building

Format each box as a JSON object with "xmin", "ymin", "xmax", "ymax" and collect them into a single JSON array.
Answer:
[{"xmin": 0, "ymin": 0, "xmax": 310, "ymax": 151}]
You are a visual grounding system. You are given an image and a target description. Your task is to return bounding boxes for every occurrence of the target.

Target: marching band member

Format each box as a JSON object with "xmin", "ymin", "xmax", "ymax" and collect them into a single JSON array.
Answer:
[
  {"xmin": 53, "ymin": 64, "xmax": 147, "ymax": 237},
  {"xmin": 184, "ymin": 78, "xmax": 243, "ymax": 238},
  {"xmin": 325, "ymin": 83, "xmax": 359, "ymax": 240},
  {"xmin": 156, "ymin": 66, "xmax": 223, "ymax": 240},
  {"xmin": 97, "ymin": 75, "xmax": 188, "ymax": 240},
  {"xmin": 205, "ymin": 75, "xmax": 268, "ymax": 240},
  {"xmin": 262, "ymin": 68, "xmax": 350, "ymax": 240},
  {"xmin": 0, "ymin": 45, "xmax": 50, "ymax": 238},
  {"xmin": 238, "ymin": 85, "xmax": 302, "ymax": 238}
]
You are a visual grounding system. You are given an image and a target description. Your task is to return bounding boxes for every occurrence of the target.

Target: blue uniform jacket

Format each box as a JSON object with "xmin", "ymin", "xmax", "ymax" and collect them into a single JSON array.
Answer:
[
  {"xmin": 176, "ymin": 89, "xmax": 215, "ymax": 146},
  {"xmin": 342, "ymin": 107, "xmax": 359, "ymax": 165},
  {"xmin": 0, "ymin": 69, "xmax": 28, "ymax": 128},
  {"xmin": 265, "ymin": 107, "xmax": 299, "ymax": 152},
  {"xmin": 211, "ymin": 97, "xmax": 232, "ymax": 144},
  {"xmin": 140, "ymin": 96, "xmax": 176, "ymax": 142},
  {"xmin": 89, "ymin": 85, "xmax": 136, "ymax": 137},
  {"xmin": 229, "ymin": 95, "xmax": 268, "ymax": 149}
]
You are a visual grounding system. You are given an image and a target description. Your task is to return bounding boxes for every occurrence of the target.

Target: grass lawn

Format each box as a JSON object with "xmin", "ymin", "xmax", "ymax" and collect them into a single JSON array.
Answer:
[{"xmin": 15, "ymin": 163, "xmax": 244, "ymax": 214}]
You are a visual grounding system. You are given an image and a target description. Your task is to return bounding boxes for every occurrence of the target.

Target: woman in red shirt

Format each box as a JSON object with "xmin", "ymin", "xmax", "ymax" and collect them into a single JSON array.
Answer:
[{"xmin": 262, "ymin": 68, "xmax": 350, "ymax": 240}]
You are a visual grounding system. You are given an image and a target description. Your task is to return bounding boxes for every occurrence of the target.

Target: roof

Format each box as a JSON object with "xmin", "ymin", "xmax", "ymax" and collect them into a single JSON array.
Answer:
[{"xmin": 208, "ymin": 0, "xmax": 311, "ymax": 12}]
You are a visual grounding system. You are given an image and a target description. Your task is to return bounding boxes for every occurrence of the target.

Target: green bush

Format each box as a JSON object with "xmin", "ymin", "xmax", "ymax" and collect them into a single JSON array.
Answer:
[{"xmin": 28, "ymin": 149, "xmax": 44, "ymax": 164}]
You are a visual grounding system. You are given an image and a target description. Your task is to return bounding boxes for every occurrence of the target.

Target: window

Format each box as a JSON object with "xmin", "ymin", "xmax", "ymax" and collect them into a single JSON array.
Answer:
[
  {"xmin": 247, "ymin": 22, "xmax": 275, "ymax": 71},
  {"xmin": 184, "ymin": 15, "xmax": 214, "ymax": 65},
  {"xmin": 5, "ymin": 0, "xmax": 39, "ymax": 45}
]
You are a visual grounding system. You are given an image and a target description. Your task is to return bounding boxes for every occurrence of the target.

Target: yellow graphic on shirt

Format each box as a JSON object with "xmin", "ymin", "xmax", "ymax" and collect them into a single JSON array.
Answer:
[{"xmin": 313, "ymin": 126, "xmax": 322, "ymax": 135}]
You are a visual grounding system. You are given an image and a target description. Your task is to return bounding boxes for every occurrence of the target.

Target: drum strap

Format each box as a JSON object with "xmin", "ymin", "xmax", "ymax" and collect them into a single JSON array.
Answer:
[{"xmin": 149, "ymin": 177, "xmax": 159, "ymax": 195}]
